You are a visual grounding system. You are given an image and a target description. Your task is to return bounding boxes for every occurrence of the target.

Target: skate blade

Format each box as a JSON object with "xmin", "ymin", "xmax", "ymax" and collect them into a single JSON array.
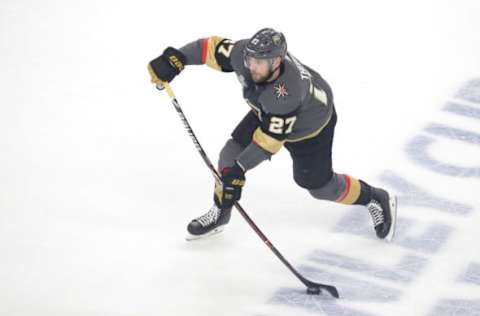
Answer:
[
  {"xmin": 385, "ymin": 195, "xmax": 397, "ymax": 242},
  {"xmin": 185, "ymin": 225, "xmax": 225, "ymax": 241}
]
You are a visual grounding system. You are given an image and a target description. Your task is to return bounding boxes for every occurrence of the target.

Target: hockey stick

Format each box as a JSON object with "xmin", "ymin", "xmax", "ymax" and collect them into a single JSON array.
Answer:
[{"xmin": 159, "ymin": 82, "xmax": 339, "ymax": 298}]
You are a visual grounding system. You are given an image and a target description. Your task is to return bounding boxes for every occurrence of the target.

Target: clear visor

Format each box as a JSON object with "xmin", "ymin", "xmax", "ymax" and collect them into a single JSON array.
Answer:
[{"xmin": 244, "ymin": 55, "xmax": 274, "ymax": 69}]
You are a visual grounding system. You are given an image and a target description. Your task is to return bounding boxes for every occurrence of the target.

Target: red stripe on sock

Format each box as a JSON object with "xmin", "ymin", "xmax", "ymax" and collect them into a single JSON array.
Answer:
[
  {"xmin": 336, "ymin": 175, "xmax": 351, "ymax": 202},
  {"xmin": 201, "ymin": 38, "xmax": 209, "ymax": 64}
]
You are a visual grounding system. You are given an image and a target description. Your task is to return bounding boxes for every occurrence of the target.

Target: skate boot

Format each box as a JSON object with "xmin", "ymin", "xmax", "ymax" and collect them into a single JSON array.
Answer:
[
  {"xmin": 366, "ymin": 188, "xmax": 397, "ymax": 241},
  {"xmin": 186, "ymin": 204, "xmax": 232, "ymax": 241}
]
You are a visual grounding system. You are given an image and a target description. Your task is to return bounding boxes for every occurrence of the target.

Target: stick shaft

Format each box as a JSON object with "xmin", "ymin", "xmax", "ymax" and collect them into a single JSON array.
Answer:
[{"xmin": 161, "ymin": 82, "xmax": 339, "ymax": 298}]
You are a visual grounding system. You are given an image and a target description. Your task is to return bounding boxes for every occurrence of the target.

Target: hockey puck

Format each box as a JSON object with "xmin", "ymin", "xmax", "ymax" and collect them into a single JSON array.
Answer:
[{"xmin": 306, "ymin": 287, "xmax": 321, "ymax": 295}]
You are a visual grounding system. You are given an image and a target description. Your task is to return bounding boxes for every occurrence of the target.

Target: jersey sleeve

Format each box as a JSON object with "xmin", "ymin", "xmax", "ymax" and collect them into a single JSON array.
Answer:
[{"xmin": 179, "ymin": 36, "xmax": 236, "ymax": 72}]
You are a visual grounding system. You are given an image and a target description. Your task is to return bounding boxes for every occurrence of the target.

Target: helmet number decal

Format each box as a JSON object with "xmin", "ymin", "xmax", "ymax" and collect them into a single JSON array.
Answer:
[{"xmin": 268, "ymin": 116, "xmax": 297, "ymax": 134}]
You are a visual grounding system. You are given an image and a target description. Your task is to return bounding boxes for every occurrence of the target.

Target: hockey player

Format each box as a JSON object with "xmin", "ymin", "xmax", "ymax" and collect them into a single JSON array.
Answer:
[{"xmin": 148, "ymin": 28, "xmax": 397, "ymax": 241}]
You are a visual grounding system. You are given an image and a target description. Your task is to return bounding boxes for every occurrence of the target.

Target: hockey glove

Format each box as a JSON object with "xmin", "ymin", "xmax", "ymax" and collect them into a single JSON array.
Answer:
[
  {"xmin": 148, "ymin": 47, "xmax": 186, "ymax": 86},
  {"xmin": 214, "ymin": 162, "xmax": 246, "ymax": 209}
]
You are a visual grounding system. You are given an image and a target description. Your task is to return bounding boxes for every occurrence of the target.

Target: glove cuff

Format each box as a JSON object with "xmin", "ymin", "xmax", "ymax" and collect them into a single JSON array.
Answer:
[{"xmin": 221, "ymin": 162, "xmax": 245, "ymax": 177}]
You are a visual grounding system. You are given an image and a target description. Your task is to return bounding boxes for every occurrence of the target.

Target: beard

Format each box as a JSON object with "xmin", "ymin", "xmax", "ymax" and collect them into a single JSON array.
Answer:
[{"xmin": 250, "ymin": 70, "xmax": 271, "ymax": 83}]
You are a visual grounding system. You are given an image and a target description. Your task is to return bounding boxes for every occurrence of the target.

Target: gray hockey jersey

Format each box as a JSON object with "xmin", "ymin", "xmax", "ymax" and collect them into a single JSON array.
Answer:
[{"xmin": 179, "ymin": 36, "xmax": 334, "ymax": 171}]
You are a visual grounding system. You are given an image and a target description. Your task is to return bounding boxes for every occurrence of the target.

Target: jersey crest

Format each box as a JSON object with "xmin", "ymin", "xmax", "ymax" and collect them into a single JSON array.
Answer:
[{"xmin": 274, "ymin": 82, "xmax": 289, "ymax": 99}]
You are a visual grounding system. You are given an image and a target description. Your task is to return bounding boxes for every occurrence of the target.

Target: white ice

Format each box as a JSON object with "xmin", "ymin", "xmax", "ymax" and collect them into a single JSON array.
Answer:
[{"xmin": 0, "ymin": 0, "xmax": 479, "ymax": 315}]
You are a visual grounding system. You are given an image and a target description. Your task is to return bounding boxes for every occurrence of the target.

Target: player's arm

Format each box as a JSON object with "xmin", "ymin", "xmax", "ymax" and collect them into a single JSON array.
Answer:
[
  {"xmin": 179, "ymin": 37, "xmax": 235, "ymax": 72},
  {"xmin": 236, "ymin": 106, "xmax": 300, "ymax": 172},
  {"xmin": 213, "ymin": 108, "xmax": 300, "ymax": 209},
  {"xmin": 147, "ymin": 37, "xmax": 235, "ymax": 85}
]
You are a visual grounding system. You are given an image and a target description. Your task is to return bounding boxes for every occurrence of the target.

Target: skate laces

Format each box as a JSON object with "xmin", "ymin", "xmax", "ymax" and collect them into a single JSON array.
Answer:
[
  {"xmin": 195, "ymin": 205, "xmax": 221, "ymax": 227},
  {"xmin": 367, "ymin": 199, "xmax": 384, "ymax": 227}
]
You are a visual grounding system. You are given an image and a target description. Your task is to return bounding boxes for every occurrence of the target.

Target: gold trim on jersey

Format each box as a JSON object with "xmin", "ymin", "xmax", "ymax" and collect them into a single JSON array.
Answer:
[
  {"xmin": 204, "ymin": 36, "xmax": 224, "ymax": 71},
  {"xmin": 245, "ymin": 99, "xmax": 262, "ymax": 118},
  {"xmin": 252, "ymin": 128, "xmax": 284, "ymax": 154},
  {"xmin": 285, "ymin": 111, "xmax": 332, "ymax": 143}
]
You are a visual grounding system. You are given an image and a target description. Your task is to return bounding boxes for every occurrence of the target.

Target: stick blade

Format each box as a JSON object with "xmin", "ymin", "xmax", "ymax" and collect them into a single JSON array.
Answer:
[
  {"xmin": 321, "ymin": 284, "xmax": 339, "ymax": 298},
  {"xmin": 304, "ymin": 279, "xmax": 339, "ymax": 298}
]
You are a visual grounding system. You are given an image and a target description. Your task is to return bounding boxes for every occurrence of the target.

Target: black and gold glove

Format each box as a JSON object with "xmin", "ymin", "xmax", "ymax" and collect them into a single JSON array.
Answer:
[
  {"xmin": 214, "ymin": 163, "xmax": 246, "ymax": 209},
  {"xmin": 148, "ymin": 47, "xmax": 186, "ymax": 85}
]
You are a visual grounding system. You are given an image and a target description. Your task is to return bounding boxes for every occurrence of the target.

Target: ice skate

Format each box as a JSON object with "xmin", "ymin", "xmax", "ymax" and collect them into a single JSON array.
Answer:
[
  {"xmin": 366, "ymin": 188, "xmax": 397, "ymax": 242},
  {"xmin": 186, "ymin": 204, "xmax": 232, "ymax": 241}
]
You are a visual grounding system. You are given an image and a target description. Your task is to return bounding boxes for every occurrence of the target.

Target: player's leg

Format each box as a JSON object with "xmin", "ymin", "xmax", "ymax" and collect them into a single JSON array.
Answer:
[
  {"xmin": 285, "ymin": 109, "xmax": 397, "ymax": 241},
  {"xmin": 186, "ymin": 111, "xmax": 260, "ymax": 240},
  {"xmin": 308, "ymin": 174, "xmax": 397, "ymax": 241}
]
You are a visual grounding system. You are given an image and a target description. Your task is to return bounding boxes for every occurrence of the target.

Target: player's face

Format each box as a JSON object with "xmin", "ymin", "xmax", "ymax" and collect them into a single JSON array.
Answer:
[{"xmin": 245, "ymin": 56, "xmax": 272, "ymax": 82}]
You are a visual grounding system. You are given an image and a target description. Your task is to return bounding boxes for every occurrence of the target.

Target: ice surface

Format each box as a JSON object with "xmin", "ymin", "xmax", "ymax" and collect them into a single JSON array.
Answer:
[{"xmin": 0, "ymin": 0, "xmax": 479, "ymax": 315}]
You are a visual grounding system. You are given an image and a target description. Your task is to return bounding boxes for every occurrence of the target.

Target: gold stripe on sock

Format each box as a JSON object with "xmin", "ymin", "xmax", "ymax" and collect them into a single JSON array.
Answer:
[{"xmin": 337, "ymin": 175, "xmax": 361, "ymax": 205}]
